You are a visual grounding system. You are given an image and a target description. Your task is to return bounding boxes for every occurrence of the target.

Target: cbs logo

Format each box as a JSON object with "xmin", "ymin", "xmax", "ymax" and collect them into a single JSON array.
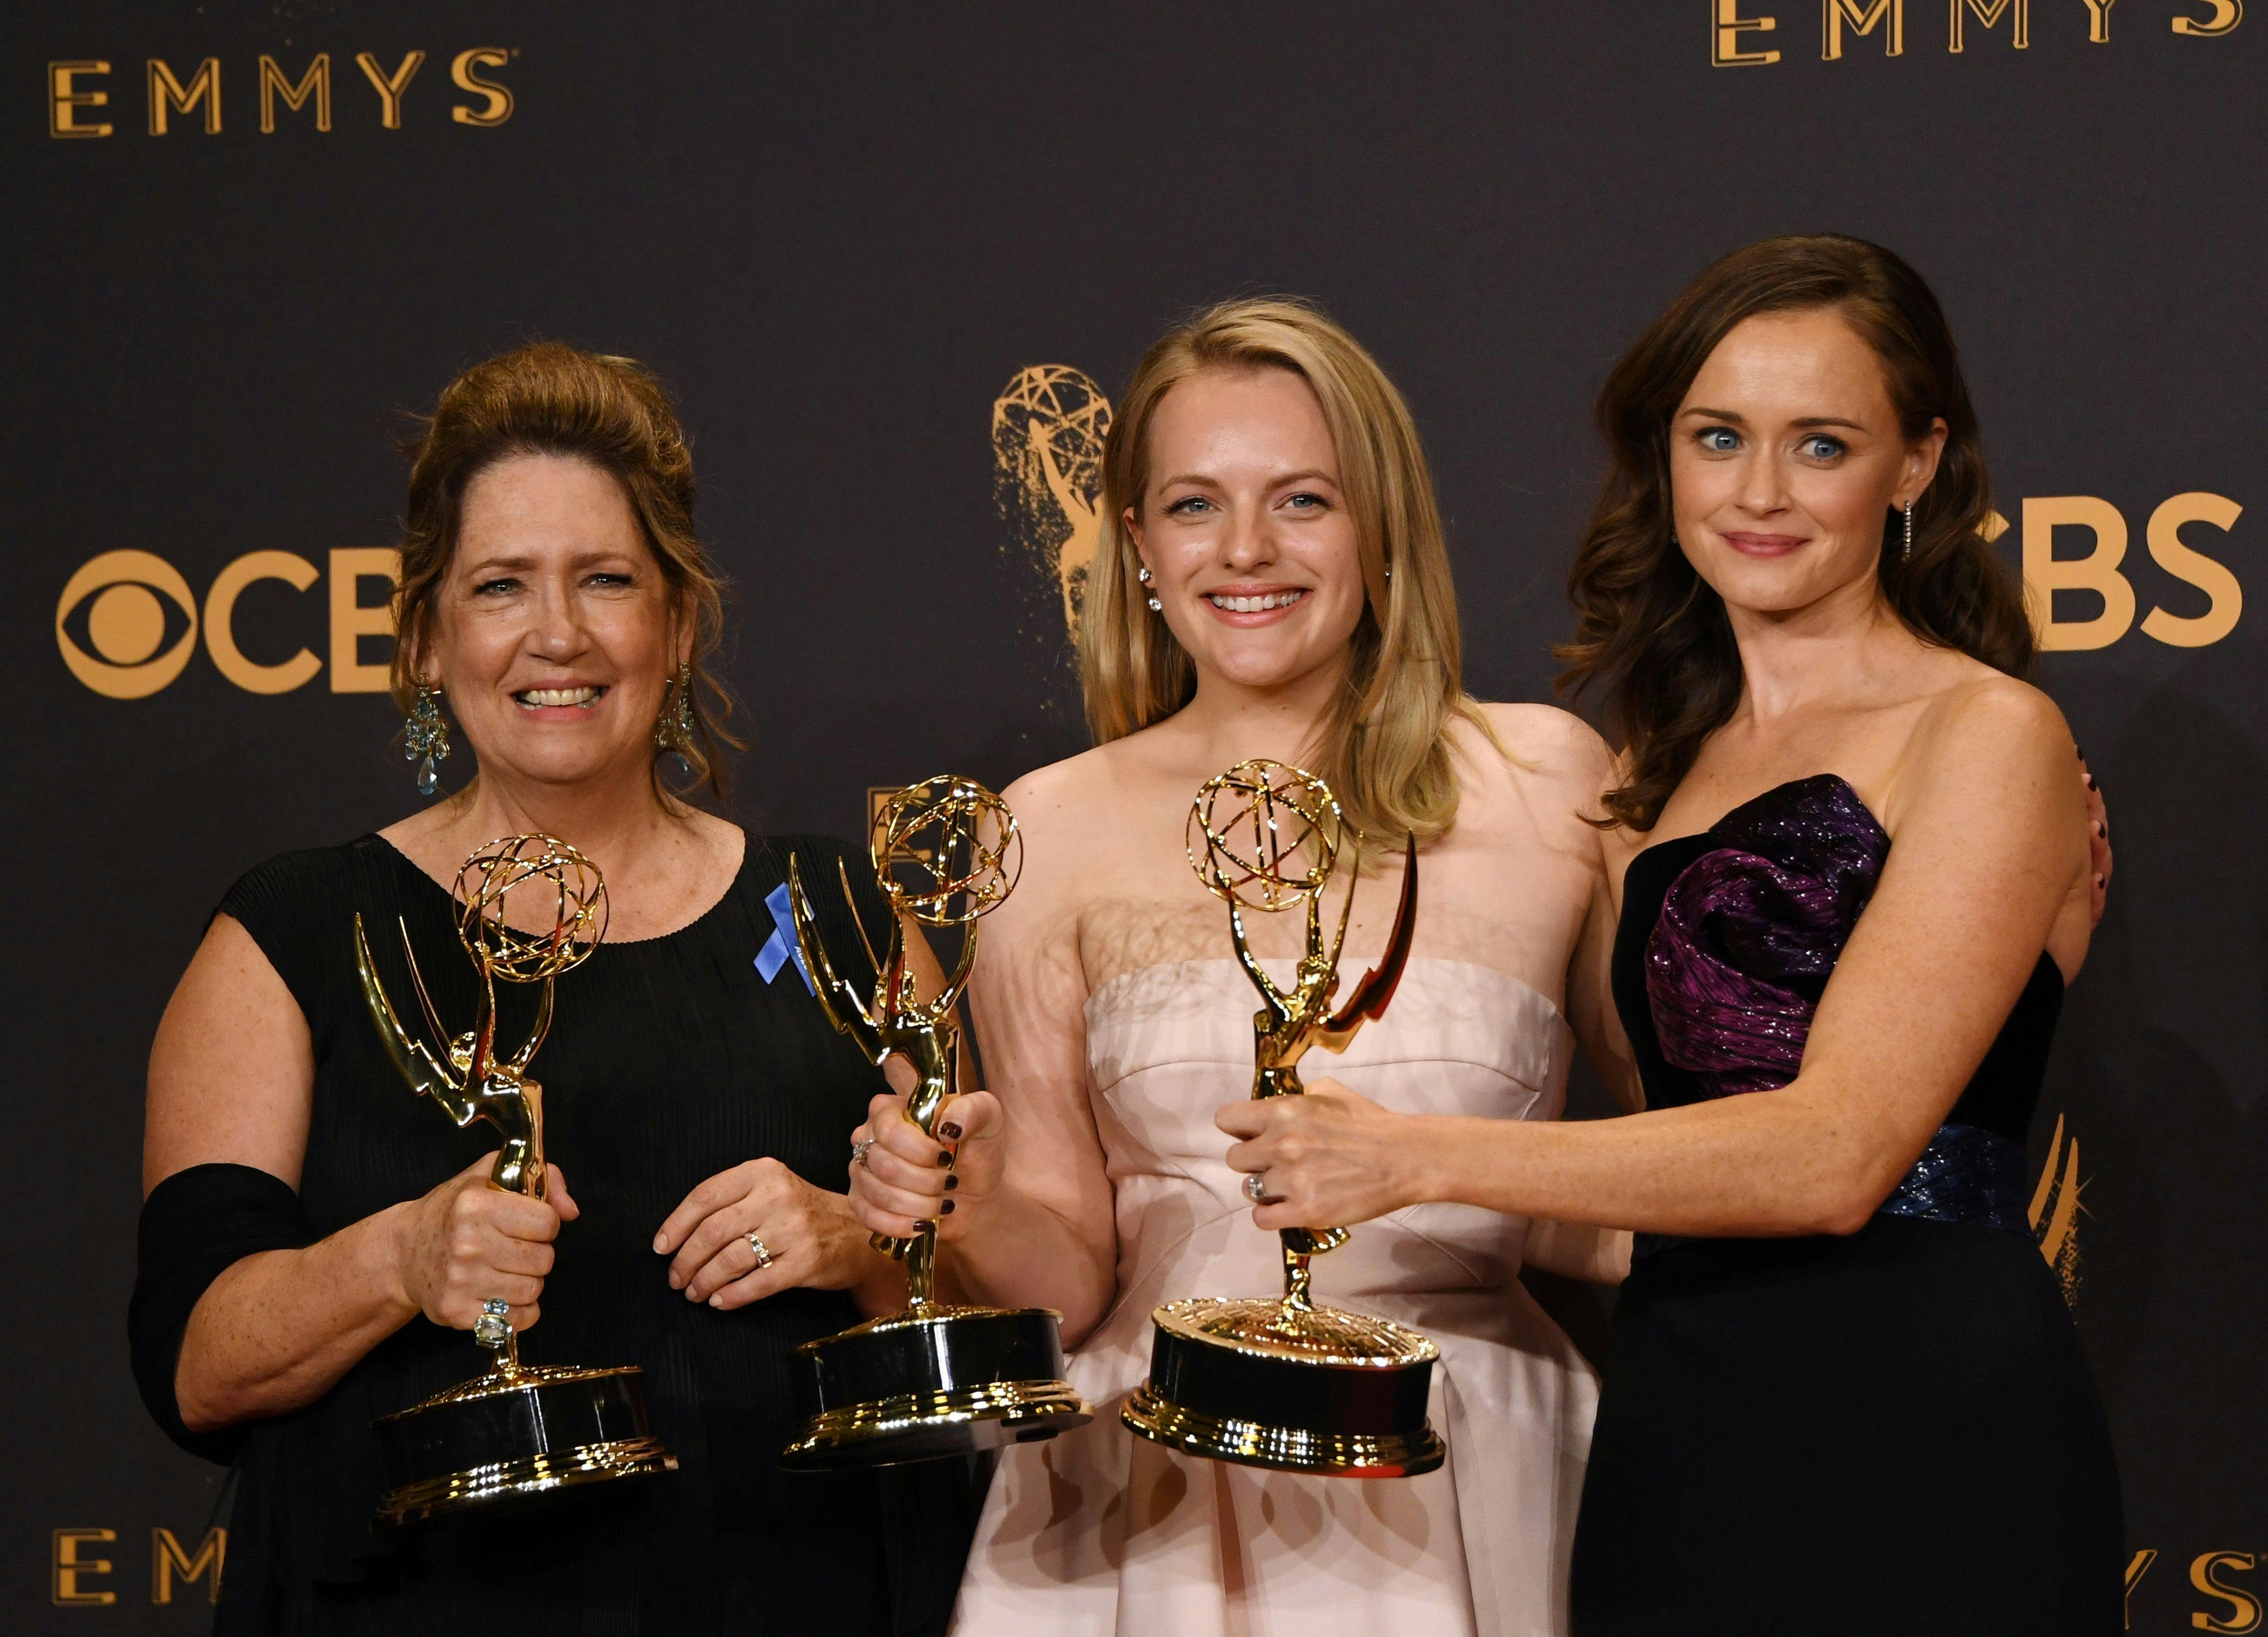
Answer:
[
  {"xmin": 56, "ymin": 547, "xmax": 399, "ymax": 699},
  {"xmin": 2004, "ymin": 492, "xmax": 2246, "ymax": 651}
]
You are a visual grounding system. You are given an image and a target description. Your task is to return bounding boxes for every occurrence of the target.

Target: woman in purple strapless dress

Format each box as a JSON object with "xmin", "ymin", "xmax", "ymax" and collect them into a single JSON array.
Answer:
[{"xmin": 1218, "ymin": 236, "xmax": 2122, "ymax": 1635}]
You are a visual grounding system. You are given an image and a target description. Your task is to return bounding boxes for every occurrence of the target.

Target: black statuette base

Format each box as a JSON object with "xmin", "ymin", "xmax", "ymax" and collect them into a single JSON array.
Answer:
[
  {"xmin": 373, "ymin": 1364, "xmax": 678, "ymax": 1526},
  {"xmin": 782, "ymin": 1305, "xmax": 1092, "ymax": 1469},
  {"xmin": 1125, "ymin": 1313, "xmax": 1445, "ymax": 1478}
]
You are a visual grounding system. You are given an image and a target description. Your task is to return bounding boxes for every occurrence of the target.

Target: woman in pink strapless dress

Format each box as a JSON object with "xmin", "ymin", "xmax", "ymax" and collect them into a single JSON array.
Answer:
[
  {"xmin": 955, "ymin": 957, "xmax": 1594, "ymax": 1636},
  {"xmin": 848, "ymin": 298, "xmax": 1629, "ymax": 1636}
]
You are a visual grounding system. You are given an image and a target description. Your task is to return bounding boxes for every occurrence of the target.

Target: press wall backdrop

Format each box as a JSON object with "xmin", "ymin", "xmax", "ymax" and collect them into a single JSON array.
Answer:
[{"xmin": 7, "ymin": 4, "xmax": 2262, "ymax": 1629}]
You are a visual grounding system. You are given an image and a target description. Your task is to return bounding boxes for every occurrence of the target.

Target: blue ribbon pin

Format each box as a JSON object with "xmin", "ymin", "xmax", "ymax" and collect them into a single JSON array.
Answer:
[{"xmin": 755, "ymin": 881, "xmax": 815, "ymax": 994}]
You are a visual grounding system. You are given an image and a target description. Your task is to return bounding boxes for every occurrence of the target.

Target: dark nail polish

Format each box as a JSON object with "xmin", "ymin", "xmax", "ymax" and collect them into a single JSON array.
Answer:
[
  {"xmin": 937, "ymin": 1151, "xmax": 955, "ymax": 1167},
  {"xmin": 939, "ymin": 1121, "xmax": 963, "ymax": 1141},
  {"xmin": 945, "ymin": 1174, "xmax": 960, "ymax": 1191},
  {"xmin": 941, "ymin": 1199, "xmax": 955, "ymax": 1215}
]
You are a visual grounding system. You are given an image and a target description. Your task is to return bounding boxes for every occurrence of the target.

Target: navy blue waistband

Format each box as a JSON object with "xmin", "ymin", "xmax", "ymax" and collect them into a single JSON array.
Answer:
[{"xmin": 1633, "ymin": 1121, "xmax": 2034, "ymax": 1264}]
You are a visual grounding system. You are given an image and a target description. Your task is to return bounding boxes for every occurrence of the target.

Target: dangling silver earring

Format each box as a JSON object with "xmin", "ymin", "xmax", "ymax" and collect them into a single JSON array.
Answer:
[
  {"xmin": 1902, "ymin": 501, "xmax": 1915, "ymax": 560},
  {"xmin": 655, "ymin": 661, "xmax": 697, "ymax": 770},
  {"xmin": 404, "ymin": 681, "xmax": 450, "ymax": 798},
  {"xmin": 1138, "ymin": 564, "xmax": 1162, "ymax": 612}
]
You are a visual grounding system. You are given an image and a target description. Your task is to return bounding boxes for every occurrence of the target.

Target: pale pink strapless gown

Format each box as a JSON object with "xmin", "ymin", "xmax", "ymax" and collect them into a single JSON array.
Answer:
[{"xmin": 950, "ymin": 957, "xmax": 1597, "ymax": 1637}]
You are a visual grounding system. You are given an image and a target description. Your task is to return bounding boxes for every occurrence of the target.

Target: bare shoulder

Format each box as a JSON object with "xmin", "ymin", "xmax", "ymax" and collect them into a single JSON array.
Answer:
[
  {"xmin": 1908, "ymin": 666, "xmax": 2075, "ymax": 784},
  {"xmin": 1472, "ymin": 701, "xmax": 1610, "ymax": 767},
  {"xmin": 993, "ymin": 738, "xmax": 1156, "ymax": 925},
  {"xmin": 1461, "ymin": 703, "xmax": 1615, "ymax": 811},
  {"xmin": 1002, "ymin": 738, "xmax": 1139, "ymax": 840},
  {"xmin": 1887, "ymin": 663, "xmax": 2081, "ymax": 848}
]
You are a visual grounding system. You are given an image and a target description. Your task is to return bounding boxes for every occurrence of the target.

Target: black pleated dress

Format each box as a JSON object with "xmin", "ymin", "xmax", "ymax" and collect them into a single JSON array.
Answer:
[
  {"xmin": 1569, "ymin": 777, "xmax": 2123, "ymax": 1636},
  {"xmin": 135, "ymin": 831, "xmax": 975, "ymax": 1636}
]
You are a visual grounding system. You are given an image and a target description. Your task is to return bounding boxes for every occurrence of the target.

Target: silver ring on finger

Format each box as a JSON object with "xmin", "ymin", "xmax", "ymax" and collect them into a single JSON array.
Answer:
[
  {"xmin": 474, "ymin": 1297, "xmax": 512, "ymax": 1348},
  {"xmin": 1243, "ymin": 1172, "xmax": 1282, "ymax": 1206},
  {"xmin": 851, "ymin": 1136, "xmax": 877, "ymax": 1170},
  {"xmin": 746, "ymin": 1231, "xmax": 775, "ymax": 1270}
]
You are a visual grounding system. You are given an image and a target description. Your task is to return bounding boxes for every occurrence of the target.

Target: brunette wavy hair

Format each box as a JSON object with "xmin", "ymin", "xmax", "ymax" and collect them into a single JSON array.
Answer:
[
  {"xmin": 390, "ymin": 341, "xmax": 740, "ymax": 802},
  {"xmin": 1557, "ymin": 234, "xmax": 2034, "ymax": 831}
]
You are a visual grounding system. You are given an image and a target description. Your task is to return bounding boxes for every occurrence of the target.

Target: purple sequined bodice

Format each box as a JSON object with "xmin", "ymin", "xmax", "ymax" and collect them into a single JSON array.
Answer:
[
  {"xmin": 1646, "ymin": 774, "xmax": 1889, "ymax": 1099},
  {"xmin": 1620, "ymin": 775, "xmax": 2061, "ymax": 1248}
]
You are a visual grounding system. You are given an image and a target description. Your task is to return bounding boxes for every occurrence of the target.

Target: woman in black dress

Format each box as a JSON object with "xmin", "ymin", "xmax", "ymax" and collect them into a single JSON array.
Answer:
[
  {"xmin": 1208, "ymin": 236, "xmax": 2123, "ymax": 1633},
  {"xmin": 131, "ymin": 342, "xmax": 971, "ymax": 1633}
]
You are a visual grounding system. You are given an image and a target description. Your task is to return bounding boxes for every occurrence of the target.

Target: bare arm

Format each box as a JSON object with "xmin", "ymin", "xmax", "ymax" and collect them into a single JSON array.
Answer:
[
  {"xmin": 149, "ymin": 917, "xmax": 568, "ymax": 1433},
  {"xmin": 847, "ymin": 771, "xmax": 1120, "ymax": 1343},
  {"xmin": 1227, "ymin": 684, "xmax": 2089, "ymax": 1243},
  {"xmin": 1565, "ymin": 830, "xmax": 1643, "ymax": 1118},
  {"xmin": 1504, "ymin": 715, "xmax": 1638, "ymax": 1284}
]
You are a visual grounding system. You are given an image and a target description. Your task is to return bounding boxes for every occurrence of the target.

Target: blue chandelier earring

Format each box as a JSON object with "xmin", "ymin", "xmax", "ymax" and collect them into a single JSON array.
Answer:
[
  {"xmin": 656, "ymin": 661, "xmax": 697, "ymax": 774},
  {"xmin": 404, "ymin": 681, "xmax": 451, "ymax": 798}
]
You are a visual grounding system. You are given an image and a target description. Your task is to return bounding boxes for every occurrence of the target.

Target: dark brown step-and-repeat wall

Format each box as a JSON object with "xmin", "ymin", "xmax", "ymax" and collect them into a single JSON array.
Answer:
[{"xmin": 7, "ymin": 5, "xmax": 2261, "ymax": 1630}]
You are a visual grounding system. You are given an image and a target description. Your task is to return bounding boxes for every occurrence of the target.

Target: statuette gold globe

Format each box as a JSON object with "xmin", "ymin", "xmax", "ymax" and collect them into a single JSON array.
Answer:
[
  {"xmin": 1187, "ymin": 759, "xmax": 1345, "ymax": 914},
  {"xmin": 451, "ymin": 833, "xmax": 608, "ymax": 983},
  {"xmin": 869, "ymin": 775, "xmax": 1022, "ymax": 928}
]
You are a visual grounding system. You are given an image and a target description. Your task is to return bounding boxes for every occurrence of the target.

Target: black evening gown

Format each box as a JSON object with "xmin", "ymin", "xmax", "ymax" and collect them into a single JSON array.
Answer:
[
  {"xmin": 1570, "ymin": 777, "xmax": 2122, "ymax": 1636},
  {"xmin": 135, "ymin": 833, "xmax": 975, "ymax": 1636}
]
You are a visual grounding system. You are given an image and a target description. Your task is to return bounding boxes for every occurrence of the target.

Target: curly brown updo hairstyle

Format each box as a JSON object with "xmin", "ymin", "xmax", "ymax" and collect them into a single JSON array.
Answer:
[
  {"xmin": 389, "ymin": 341, "xmax": 740, "ymax": 802},
  {"xmin": 1557, "ymin": 234, "xmax": 2034, "ymax": 831}
]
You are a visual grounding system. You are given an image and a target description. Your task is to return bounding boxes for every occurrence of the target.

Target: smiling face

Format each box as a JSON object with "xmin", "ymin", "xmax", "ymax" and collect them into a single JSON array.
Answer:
[
  {"xmin": 1668, "ymin": 307, "xmax": 1945, "ymax": 620},
  {"xmin": 1126, "ymin": 366, "xmax": 1369, "ymax": 697},
  {"xmin": 421, "ymin": 451, "xmax": 685, "ymax": 794}
]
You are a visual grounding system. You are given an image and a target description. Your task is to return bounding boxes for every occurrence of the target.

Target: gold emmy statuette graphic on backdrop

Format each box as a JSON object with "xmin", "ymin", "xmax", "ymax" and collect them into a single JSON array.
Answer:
[
  {"xmin": 2030, "ymin": 1113, "xmax": 2085, "ymax": 1307},
  {"xmin": 778, "ymin": 775, "xmax": 1092, "ymax": 1468},
  {"xmin": 992, "ymin": 365, "xmax": 1112, "ymax": 637},
  {"xmin": 352, "ymin": 836, "xmax": 677, "ymax": 1526},
  {"xmin": 1122, "ymin": 759, "xmax": 1444, "ymax": 1477}
]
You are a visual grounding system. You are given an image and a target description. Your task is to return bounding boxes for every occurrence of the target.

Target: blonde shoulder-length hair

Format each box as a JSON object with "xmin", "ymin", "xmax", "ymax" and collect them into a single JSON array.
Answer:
[{"xmin": 1079, "ymin": 296, "xmax": 1484, "ymax": 845}]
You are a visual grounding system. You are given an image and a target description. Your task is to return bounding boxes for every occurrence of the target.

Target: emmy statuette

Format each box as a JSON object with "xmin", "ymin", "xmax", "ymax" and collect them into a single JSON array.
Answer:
[
  {"xmin": 1121, "ymin": 760, "xmax": 1445, "ymax": 1477},
  {"xmin": 352, "ymin": 835, "xmax": 678, "ymax": 1526},
  {"xmin": 778, "ymin": 775, "xmax": 1093, "ymax": 1468}
]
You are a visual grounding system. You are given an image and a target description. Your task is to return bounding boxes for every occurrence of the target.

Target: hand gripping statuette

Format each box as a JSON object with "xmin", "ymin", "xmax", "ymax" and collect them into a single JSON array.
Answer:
[
  {"xmin": 779, "ymin": 775, "xmax": 1092, "ymax": 1467},
  {"xmin": 351, "ymin": 835, "xmax": 677, "ymax": 1526},
  {"xmin": 1122, "ymin": 760, "xmax": 1444, "ymax": 1477}
]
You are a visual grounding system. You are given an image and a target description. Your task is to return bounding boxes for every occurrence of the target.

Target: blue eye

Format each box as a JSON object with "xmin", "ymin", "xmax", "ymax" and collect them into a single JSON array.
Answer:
[
  {"xmin": 1697, "ymin": 427, "xmax": 1741, "ymax": 453},
  {"xmin": 1167, "ymin": 495, "xmax": 1213, "ymax": 515},
  {"xmin": 475, "ymin": 577, "xmax": 520, "ymax": 596},
  {"xmin": 1284, "ymin": 492, "xmax": 1327, "ymax": 511},
  {"xmin": 1799, "ymin": 435, "xmax": 1845, "ymax": 460}
]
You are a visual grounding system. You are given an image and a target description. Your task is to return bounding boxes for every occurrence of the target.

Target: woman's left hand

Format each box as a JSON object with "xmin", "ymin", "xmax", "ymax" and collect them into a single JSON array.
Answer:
[
  {"xmin": 653, "ymin": 1159, "xmax": 875, "ymax": 1309},
  {"xmin": 1216, "ymin": 1079, "xmax": 1432, "ymax": 1233}
]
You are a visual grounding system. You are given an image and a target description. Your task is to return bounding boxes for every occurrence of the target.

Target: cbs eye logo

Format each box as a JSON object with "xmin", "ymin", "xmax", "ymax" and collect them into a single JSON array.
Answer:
[
  {"xmin": 55, "ymin": 552, "xmax": 201, "ymax": 699},
  {"xmin": 56, "ymin": 547, "xmax": 400, "ymax": 699}
]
